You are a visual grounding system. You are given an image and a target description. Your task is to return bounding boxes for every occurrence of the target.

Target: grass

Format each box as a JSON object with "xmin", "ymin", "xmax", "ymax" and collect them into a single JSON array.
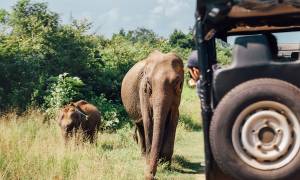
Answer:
[
  {"xmin": 179, "ymin": 84, "xmax": 202, "ymax": 131},
  {"xmin": 0, "ymin": 84, "xmax": 205, "ymax": 179}
]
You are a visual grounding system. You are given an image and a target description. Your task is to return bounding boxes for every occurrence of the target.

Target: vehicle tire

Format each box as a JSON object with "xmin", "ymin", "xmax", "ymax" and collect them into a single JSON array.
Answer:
[{"xmin": 210, "ymin": 78, "xmax": 300, "ymax": 180}]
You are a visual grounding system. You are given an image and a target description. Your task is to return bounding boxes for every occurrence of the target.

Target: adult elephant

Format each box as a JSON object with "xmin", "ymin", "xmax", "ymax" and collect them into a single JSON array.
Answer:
[{"xmin": 121, "ymin": 51, "xmax": 184, "ymax": 180}]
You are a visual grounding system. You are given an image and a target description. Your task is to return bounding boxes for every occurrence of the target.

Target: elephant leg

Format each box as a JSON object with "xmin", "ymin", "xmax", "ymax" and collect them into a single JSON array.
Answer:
[
  {"xmin": 74, "ymin": 129, "xmax": 81, "ymax": 145},
  {"xmin": 135, "ymin": 121, "xmax": 146, "ymax": 157},
  {"xmin": 62, "ymin": 130, "xmax": 70, "ymax": 145},
  {"xmin": 160, "ymin": 109, "xmax": 179, "ymax": 163},
  {"xmin": 139, "ymin": 85, "xmax": 153, "ymax": 163},
  {"xmin": 89, "ymin": 129, "xmax": 95, "ymax": 144},
  {"xmin": 143, "ymin": 111, "xmax": 153, "ymax": 164}
]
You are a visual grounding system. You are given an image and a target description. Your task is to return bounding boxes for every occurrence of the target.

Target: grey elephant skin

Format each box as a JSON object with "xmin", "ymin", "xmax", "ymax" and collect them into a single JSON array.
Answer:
[
  {"xmin": 121, "ymin": 51, "xmax": 184, "ymax": 180},
  {"xmin": 57, "ymin": 100, "xmax": 101, "ymax": 144}
]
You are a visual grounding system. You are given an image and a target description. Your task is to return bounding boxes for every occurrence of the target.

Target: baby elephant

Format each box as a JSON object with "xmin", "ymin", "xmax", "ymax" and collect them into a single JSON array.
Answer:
[{"xmin": 57, "ymin": 100, "xmax": 101, "ymax": 144}]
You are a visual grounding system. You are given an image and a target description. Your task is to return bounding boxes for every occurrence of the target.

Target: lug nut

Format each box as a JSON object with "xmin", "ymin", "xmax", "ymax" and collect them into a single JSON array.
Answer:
[
  {"xmin": 265, "ymin": 120, "xmax": 269, "ymax": 126},
  {"xmin": 277, "ymin": 129, "xmax": 282, "ymax": 133},
  {"xmin": 273, "ymin": 145, "xmax": 279, "ymax": 151}
]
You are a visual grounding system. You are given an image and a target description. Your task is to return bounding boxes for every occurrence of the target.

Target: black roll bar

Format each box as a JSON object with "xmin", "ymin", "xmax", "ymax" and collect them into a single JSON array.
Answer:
[{"xmin": 195, "ymin": 16, "xmax": 214, "ymax": 180}]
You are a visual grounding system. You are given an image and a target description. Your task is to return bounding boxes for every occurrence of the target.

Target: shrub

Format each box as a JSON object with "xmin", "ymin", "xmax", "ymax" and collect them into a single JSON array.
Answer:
[
  {"xmin": 90, "ymin": 95, "xmax": 130, "ymax": 131},
  {"xmin": 216, "ymin": 39, "xmax": 232, "ymax": 66},
  {"xmin": 43, "ymin": 73, "xmax": 84, "ymax": 118}
]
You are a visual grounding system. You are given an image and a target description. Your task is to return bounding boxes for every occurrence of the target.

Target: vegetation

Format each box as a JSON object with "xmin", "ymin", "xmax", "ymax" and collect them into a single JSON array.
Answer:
[
  {"xmin": 0, "ymin": 0, "xmax": 231, "ymax": 114},
  {"xmin": 0, "ymin": 87, "xmax": 205, "ymax": 180},
  {"xmin": 0, "ymin": 0, "xmax": 232, "ymax": 179}
]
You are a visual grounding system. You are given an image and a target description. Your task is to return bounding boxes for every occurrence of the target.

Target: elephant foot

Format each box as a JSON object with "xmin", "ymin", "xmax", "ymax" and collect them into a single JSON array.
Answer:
[
  {"xmin": 144, "ymin": 165, "xmax": 156, "ymax": 180},
  {"xmin": 145, "ymin": 173, "xmax": 155, "ymax": 180}
]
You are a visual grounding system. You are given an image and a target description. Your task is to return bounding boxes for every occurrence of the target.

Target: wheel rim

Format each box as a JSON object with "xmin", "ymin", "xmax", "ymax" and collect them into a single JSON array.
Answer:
[{"xmin": 232, "ymin": 101, "xmax": 300, "ymax": 170}]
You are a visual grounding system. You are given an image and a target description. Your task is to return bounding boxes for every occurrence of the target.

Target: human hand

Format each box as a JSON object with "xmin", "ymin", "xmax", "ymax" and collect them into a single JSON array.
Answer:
[{"xmin": 189, "ymin": 67, "xmax": 200, "ymax": 81}]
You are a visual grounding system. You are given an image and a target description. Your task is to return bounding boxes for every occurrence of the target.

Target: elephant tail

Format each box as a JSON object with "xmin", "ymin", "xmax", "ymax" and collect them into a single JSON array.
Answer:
[{"xmin": 132, "ymin": 125, "xmax": 139, "ymax": 144}]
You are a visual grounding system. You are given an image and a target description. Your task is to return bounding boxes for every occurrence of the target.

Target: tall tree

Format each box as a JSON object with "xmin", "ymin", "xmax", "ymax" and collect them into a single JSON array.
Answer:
[{"xmin": 169, "ymin": 29, "xmax": 195, "ymax": 49}]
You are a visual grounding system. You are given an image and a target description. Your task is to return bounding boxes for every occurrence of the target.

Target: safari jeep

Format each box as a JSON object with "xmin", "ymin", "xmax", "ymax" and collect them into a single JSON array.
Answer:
[{"xmin": 194, "ymin": 1, "xmax": 300, "ymax": 179}]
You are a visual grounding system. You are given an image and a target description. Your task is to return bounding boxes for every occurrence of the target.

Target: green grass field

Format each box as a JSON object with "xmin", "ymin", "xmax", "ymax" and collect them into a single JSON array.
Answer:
[{"xmin": 0, "ymin": 85, "xmax": 205, "ymax": 180}]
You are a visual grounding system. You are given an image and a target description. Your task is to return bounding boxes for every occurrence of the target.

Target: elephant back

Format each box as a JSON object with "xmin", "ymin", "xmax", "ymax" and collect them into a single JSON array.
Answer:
[{"xmin": 74, "ymin": 100, "xmax": 101, "ymax": 131}]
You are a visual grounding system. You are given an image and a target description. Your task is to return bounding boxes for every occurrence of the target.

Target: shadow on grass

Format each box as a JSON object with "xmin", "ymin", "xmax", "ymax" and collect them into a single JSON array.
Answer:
[
  {"xmin": 179, "ymin": 114, "xmax": 202, "ymax": 131},
  {"xmin": 172, "ymin": 155, "xmax": 204, "ymax": 174}
]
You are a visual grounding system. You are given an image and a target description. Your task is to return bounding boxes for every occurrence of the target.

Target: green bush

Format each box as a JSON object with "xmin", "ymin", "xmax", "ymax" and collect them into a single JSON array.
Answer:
[
  {"xmin": 216, "ymin": 39, "xmax": 232, "ymax": 66},
  {"xmin": 43, "ymin": 73, "xmax": 84, "ymax": 118},
  {"xmin": 169, "ymin": 29, "xmax": 195, "ymax": 49},
  {"xmin": 90, "ymin": 95, "xmax": 130, "ymax": 131}
]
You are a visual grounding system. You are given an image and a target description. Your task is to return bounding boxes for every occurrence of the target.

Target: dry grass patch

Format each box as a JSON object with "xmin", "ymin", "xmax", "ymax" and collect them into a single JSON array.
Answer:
[{"xmin": 0, "ymin": 106, "xmax": 204, "ymax": 180}]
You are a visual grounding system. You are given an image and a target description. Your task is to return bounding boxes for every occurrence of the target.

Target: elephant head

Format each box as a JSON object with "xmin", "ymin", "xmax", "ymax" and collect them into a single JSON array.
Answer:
[
  {"xmin": 140, "ymin": 51, "xmax": 184, "ymax": 179},
  {"xmin": 57, "ymin": 103, "xmax": 88, "ymax": 139}
]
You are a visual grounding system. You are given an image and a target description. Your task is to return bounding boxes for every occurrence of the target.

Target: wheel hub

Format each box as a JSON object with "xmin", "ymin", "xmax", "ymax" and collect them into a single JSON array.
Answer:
[
  {"xmin": 241, "ymin": 110, "xmax": 292, "ymax": 162},
  {"xmin": 258, "ymin": 126, "xmax": 275, "ymax": 144},
  {"xmin": 232, "ymin": 101, "xmax": 300, "ymax": 170}
]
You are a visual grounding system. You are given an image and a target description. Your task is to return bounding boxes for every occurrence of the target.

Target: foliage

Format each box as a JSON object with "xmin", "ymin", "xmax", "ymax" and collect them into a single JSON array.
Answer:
[
  {"xmin": 0, "ymin": 9, "xmax": 8, "ymax": 24},
  {"xmin": 90, "ymin": 95, "xmax": 129, "ymax": 131},
  {"xmin": 216, "ymin": 39, "xmax": 232, "ymax": 66},
  {"xmin": 0, "ymin": 0, "xmax": 231, "ymax": 131},
  {"xmin": 0, "ymin": 0, "xmax": 100, "ymax": 110},
  {"xmin": 44, "ymin": 73, "xmax": 84, "ymax": 109},
  {"xmin": 0, "ymin": 0, "xmax": 59, "ymax": 110},
  {"xmin": 169, "ymin": 29, "xmax": 195, "ymax": 49},
  {"xmin": 42, "ymin": 73, "xmax": 84, "ymax": 120},
  {"xmin": 117, "ymin": 28, "xmax": 160, "ymax": 44}
]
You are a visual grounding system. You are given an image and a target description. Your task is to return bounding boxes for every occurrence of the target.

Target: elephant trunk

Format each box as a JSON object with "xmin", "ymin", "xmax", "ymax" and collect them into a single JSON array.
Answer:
[{"xmin": 146, "ymin": 96, "xmax": 170, "ymax": 179}]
